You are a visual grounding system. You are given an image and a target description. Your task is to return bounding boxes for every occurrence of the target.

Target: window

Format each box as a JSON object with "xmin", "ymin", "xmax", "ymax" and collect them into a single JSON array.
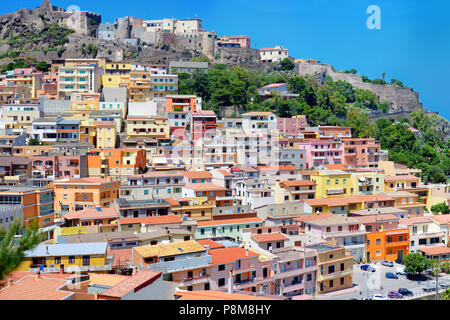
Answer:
[
  {"xmin": 328, "ymin": 265, "xmax": 335, "ymax": 274},
  {"xmin": 340, "ymin": 277, "xmax": 345, "ymax": 285},
  {"xmin": 218, "ymin": 278, "xmax": 225, "ymax": 287},
  {"xmin": 218, "ymin": 264, "xmax": 225, "ymax": 271},
  {"xmin": 68, "ymin": 256, "xmax": 75, "ymax": 264},
  {"xmin": 54, "ymin": 257, "xmax": 61, "ymax": 265},
  {"xmin": 307, "ymin": 273, "xmax": 312, "ymax": 281},
  {"xmin": 376, "ymin": 238, "xmax": 381, "ymax": 245}
]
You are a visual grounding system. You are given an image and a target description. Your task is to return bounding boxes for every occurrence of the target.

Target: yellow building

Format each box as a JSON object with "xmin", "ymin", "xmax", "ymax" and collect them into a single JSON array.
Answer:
[
  {"xmin": 105, "ymin": 62, "xmax": 132, "ymax": 74},
  {"xmin": 101, "ymin": 74, "xmax": 131, "ymax": 89},
  {"xmin": 311, "ymin": 169, "xmax": 353, "ymax": 198},
  {"xmin": 129, "ymin": 70, "xmax": 151, "ymax": 102},
  {"xmin": 95, "ymin": 121, "xmax": 117, "ymax": 149},
  {"xmin": 70, "ymin": 92, "xmax": 100, "ymax": 111},
  {"xmin": 350, "ymin": 171, "xmax": 385, "ymax": 195},
  {"xmin": 126, "ymin": 116, "xmax": 170, "ymax": 140},
  {"xmin": 166, "ymin": 197, "xmax": 214, "ymax": 222},
  {"xmin": 15, "ymin": 242, "xmax": 111, "ymax": 273}
]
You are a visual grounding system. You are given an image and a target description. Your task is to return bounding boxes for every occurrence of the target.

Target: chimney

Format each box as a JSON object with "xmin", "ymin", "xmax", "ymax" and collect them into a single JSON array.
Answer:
[
  {"xmin": 7, "ymin": 278, "xmax": 13, "ymax": 287},
  {"xmin": 59, "ymin": 264, "xmax": 64, "ymax": 274},
  {"xmin": 35, "ymin": 271, "xmax": 41, "ymax": 281},
  {"xmin": 203, "ymin": 244, "xmax": 210, "ymax": 254},
  {"xmin": 227, "ymin": 270, "xmax": 233, "ymax": 294},
  {"xmin": 77, "ymin": 236, "xmax": 81, "ymax": 243},
  {"xmin": 245, "ymin": 248, "xmax": 249, "ymax": 256}
]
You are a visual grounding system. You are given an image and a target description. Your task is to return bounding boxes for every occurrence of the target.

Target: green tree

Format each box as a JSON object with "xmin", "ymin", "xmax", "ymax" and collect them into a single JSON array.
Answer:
[
  {"xmin": 28, "ymin": 138, "xmax": 40, "ymax": 146},
  {"xmin": 441, "ymin": 289, "xmax": 450, "ymax": 300},
  {"xmin": 430, "ymin": 202, "xmax": 450, "ymax": 215},
  {"xmin": 280, "ymin": 58, "xmax": 295, "ymax": 71},
  {"xmin": 0, "ymin": 220, "xmax": 43, "ymax": 282},
  {"xmin": 35, "ymin": 61, "xmax": 49, "ymax": 72},
  {"xmin": 404, "ymin": 253, "xmax": 431, "ymax": 275},
  {"xmin": 430, "ymin": 259, "xmax": 444, "ymax": 300}
]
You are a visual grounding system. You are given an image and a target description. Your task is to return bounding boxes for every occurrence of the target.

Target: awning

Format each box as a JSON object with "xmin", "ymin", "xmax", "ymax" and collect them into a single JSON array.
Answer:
[{"xmin": 359, "ymin": 177, "xmax": 366, "ymax": 182}]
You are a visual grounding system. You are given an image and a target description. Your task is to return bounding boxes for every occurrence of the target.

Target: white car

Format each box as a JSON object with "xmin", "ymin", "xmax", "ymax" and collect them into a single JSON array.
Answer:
[{"xmin": 372, "ymin": 294, "xmax": 387, "ymax": 300}]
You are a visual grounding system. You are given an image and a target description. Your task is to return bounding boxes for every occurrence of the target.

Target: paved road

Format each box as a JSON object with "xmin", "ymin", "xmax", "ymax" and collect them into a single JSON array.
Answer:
[{"xmin": 314, "ymin": 261, "xmax": 450, "ymax": 300}]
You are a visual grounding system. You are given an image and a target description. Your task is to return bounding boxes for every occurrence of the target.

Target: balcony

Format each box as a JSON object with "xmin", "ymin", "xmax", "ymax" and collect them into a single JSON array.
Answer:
[
  {"xmin": 283, "ymin": 282, "xmax": 305, "ymax": 293},
  {"xmin": 385, "ymin": 240, "xmax": 409, "ymax": 248},
  {"xmin": 319, "ymin": 269, "xmax": 352, "ymax": 281},
  {"xmin": 274, "ymin": 265, "xmax": 318, "ymax": 280},
  {"xmin": 180, "ymin": 276, "xmax": 210, "ymax": 287}
]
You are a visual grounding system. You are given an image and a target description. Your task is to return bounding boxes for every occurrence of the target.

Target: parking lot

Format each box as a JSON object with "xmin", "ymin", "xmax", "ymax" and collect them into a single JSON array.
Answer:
[{"xmin": 315, "ymin": 261, "xmax": 450, "ymax": 300}]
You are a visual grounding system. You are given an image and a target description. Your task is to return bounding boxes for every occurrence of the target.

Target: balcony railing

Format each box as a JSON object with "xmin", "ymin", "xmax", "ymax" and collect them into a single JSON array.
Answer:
[{"xmin": 319, "ymin": 269, "xmax": 352, "ymax": 281}]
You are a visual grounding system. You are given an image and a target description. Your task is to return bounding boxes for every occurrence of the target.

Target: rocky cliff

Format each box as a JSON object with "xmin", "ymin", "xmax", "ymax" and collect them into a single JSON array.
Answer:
[{"xmin": 297, "ymin": 62, "xmax": 423, "ymax": 114}]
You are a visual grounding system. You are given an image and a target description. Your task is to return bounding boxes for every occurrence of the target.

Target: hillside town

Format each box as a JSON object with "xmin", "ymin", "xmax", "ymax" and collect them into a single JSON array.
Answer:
[{"xmin": 0, "ymin": 1, "xmax": 449, "ymax": 302}]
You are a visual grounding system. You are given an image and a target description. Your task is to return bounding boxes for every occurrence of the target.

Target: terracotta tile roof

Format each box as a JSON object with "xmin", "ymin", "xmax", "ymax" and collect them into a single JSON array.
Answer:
[
  {"xmin": 279, "ymin": 180, "xmax": 316, "ymax": 187},
  {"xmin": 419, "ymin": 246, "xmax": 450, "ymax": 255},
  {"xmin": 164, "ymin": 198, "xmax": 181, "ymax": 206},
  {"xmin": 134, "ymin": 240, "xmax": 206, "ymax": 258},
  {"xmin": 197, "ymin": 217, "xmax": 263, "ymax": 227},
  {"xmin": 324, "ymin": 164, "xmax": 348, "ymax": 171},
  {"xmin": 399, "ymin": 216, "xmax": 432, "ymax": 226},
  {"xmin": 217, "ymin": 169, "xmax": 233, "ymax": 177},
  {"xmin": 118, "ymin": 215, "xmax": 182, "ymax": 225},
  {"xmin": 209, "ymin": 247, "xmax": 259, "ymax": 265},
  {"xmin": 176, "ymin": 290, "xmax": 279, "ymax": 300},
  {"xmin": 0, "ymin": 275, "xmax": 72, "ymax": 300},
  {"xmin": 184, "ymin": 184, "xmax": 227, "ymax": 192},
  {"xmin": 385, "ymin": 175, "xmax": 420, "ymax": 182},
  {"xmin": 196, "ymin": 239, "xmax": 225, "ymax": 250},
  {"xmin": 354, "ymin": 214, "xmax": 400, "ymax": 224},
  {"xmin": 294, "ymin": 213, "xmax": 336, "ymax": 223},
  {"xmin": 107, "ymin": 248, "xmax": 133, "ymax": 269},
  {"xmin": 62, "ymin": 208, "xmax": 119, "ymax": 221},
  {"xmin": 183, "ymin": 171, "xmax": 212, "ymax": 179},
  {"xmin": 427, "ymin": 215, "xmax": 450, "ymax": 225},
  {"xmin": 304, "ymin": 194, "xmax": 394, "ymax": 207},
  {"xmin": 298, "ymin": 170, "xmax": 319, "ymax": 175},
  {"xmin": 99, "ymin": 270, "xmax": 162, "ymax": 298},
  {"xmin": 251, "ymin": 233, "xmax": 289, "ymax": 243}
]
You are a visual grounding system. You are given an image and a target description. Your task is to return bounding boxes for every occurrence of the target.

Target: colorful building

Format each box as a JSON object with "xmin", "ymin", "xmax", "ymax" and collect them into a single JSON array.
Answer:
[
  {"xmin": 86, "ymin": 149, "xmax": 147, "ymax": 178},
  {"xmin": 365, "ymin": 228, "xmax": 410, "ymax": 262},
  {"xmin": 341, "ymin": 138, "xmax": 381, "ymax": 168},
  {"xmin": 53, "ymin": 177, "xmax": 120, "ymax": 216}
]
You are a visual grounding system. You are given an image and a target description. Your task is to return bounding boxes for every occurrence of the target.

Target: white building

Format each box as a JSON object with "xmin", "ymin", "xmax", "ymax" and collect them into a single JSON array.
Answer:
[{"xmin": 259, "ymin": 46, "xmax": 289, "ymax": 62}]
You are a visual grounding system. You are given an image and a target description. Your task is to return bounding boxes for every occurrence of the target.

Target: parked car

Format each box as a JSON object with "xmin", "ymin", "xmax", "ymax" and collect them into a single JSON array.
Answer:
[
  {"xmin": 361, "ymin": 297, "xmax": 373, "ymax": 300},
  {"xmin": 422, "ymin": 286, "xmax": 436, "ymax": 292},
  {"xmin": 395, "ymin": 267, "xmax": 411, "ymax": 275},
  {"xmin": 372, "ymin": 294, "xmax": 387, "ymax": 300},
  {"xmin": 348, "ymin": 298, "xmax": 358, "ymax": 300},
  {"xmin": 398, "ymin": 288, "xmax": 413, "ymax": 296},
  {"xmin": 386, "ymin": 272, "xmax": 399, "ymax": 279},
  {"xmin": 388, "ymin": 291, "xmax": 403, "ymax": 299},
  {"xmin": 367, "ymin": 266, "xmax": 376, "ymax": 272},
  {"xmin": 360, "ymin": 264, "xmax": 370, "ymax": 271},
  {"xmin": 382, "ymin": 260, "xmax": 394, "ymax": 267},
  {"xmin": 430, "ymin": 281, "xmax": 449, "ymax": 289}
]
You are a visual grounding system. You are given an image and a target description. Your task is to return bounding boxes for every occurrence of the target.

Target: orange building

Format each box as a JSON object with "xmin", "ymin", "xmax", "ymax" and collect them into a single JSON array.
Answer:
[
  {"xmin": 166, "ymin": 95, "xmax": 199, "ymax": 113},
  {"xmin": 0, "ymin": 186, "xmax": 55, "ymax": 229},
  {"xmin": 366, "ymin": 228, "xmax": 410, "ymax": 262},
  {"xmin": 53, "ymin": 178, "xmax": 120, "ymax": 216},
  {"xmin": 342, "ymin": 138, "xmax": 381, "ymax": 168},
  {"xmin": 86, "ymin": 149, "xmax": 147, "ymax": 179}
]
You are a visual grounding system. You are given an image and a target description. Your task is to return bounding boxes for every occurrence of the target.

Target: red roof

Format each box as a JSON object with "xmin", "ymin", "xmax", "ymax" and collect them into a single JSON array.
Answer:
[
  {"xmin": 0, "ymin": 275, "xmax": 72, "ymax": 300},
  {"xmin": 196, "ymin": 239, "xmax": 225, "ymax": 250},
  {"xmin": 63, "ymin": 208, "xmax": 119, "ymax": 221},
  {"xmin": 251, "ymin": 233, "xmax": 289, "ymax": 243},
  {"xmin": 419, "ymin": 246, "xmax": 450, "ymax": 255},
  {"xmin": 257, "ymin": 165, "xmax": 297, "ymax": 171},
  {"xmin": 183, "ymin": 171, "xmax": 212, "ymax": 179},
  {"xmin": 107, "ymin": 248, "xmax": 133, "ymax": 268},
  {"xmin": 118, "ymin": 215, "xmax": 182, "ymax": 225},
  {"xmin": 209, "ymin": 247, "xmax": 259, "ymax": 265},
  {"xmin": 184, "ymin": 184, "xmax": 227, "ymax": 192},
  {"xmin": 99, "ymin": 270, "xmax": 162, "ymax": 298},
  {"xmin": 217, "ymin": 169, "xmax": 233, "ymax": 177}
]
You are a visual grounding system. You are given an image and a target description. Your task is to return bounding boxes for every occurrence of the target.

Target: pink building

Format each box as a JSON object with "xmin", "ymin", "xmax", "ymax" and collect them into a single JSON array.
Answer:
[
  {"xmin": 277, "ymin": 117, "xmax": 308, "ymax": 135},
  {"xmin": 354, "ymin": 214, "xmax": 400, "ymax": 232},
  {"xmin": 207, "ymin": 243, "xmax": 274, "ymax": 294},
  {"xmin": 31, "ymin": 155, "xmax": 87, "ymax": 181},
  {"xmin": 342, "ymin": 138, "xmax": 381, "ymax": 168},
  {"xmin": 257, "ymin": 165, "xmax": 302, "ymax": 185},
  {"xmin": 190, "ymin": 110, "xmax": 217, "ymax": 141},
  {"xmin": 182, "ymin": 171, "xmax": 213, "ymax": 185},
  {"xmin": 298, "ymin": 139, "xmax": 344, "ymax": 169},
  {"xmin": 217, "ymin": 35, "xmax": 251, "ymax": 48}
]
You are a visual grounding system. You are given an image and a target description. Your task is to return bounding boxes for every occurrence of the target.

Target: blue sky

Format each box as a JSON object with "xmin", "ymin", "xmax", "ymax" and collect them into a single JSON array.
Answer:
[{"xmin": 5, "ymin": 0, "xmax": 450, "ymax": 119}]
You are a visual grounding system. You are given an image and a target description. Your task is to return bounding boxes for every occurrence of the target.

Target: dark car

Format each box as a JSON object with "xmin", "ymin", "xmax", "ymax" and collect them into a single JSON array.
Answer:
[
  {"xmin": 388, "ymin": 291, "xmax": 403, "ymax": 299},
  {"xmin": 398, "ymin": 288, "xmax": 413, "ymax": 296},
  {"xmin": 386, "ymin": 272, "xmax": 399, "ymax": 279},
  {"xmin": 395, "ymin": 259, "xmax": 404, "ymax": 265}
]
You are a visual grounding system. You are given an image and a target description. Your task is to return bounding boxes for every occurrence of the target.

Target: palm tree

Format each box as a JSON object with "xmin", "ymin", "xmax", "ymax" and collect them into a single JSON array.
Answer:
[
  {"xmin": 430, "ymin": 259, "xmax": 443, "ymax": 300},
  {"xmin": 381, "ymin": 73, "xmax": 386, "ymax": 81}
]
